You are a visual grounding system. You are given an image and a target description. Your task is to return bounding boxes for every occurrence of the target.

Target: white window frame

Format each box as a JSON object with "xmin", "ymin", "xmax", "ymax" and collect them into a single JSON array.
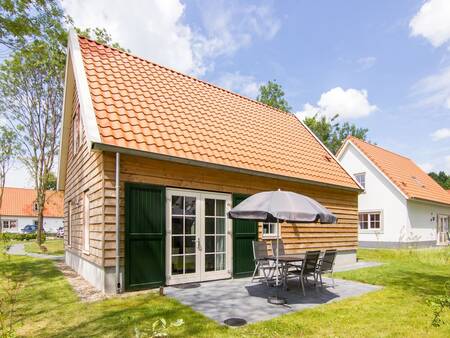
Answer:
[
  {"xmin": 354, "ymin": 172, "xmax": 366, "ymax": 190},
  {"xmin": 262, "ymin": 222, "xmax": 280, "ymax": 239},
  {"xmin": 2, "ymin": 219, "xmax": 18, "ymax": 229},
  {"xmin": 83, "ymin": 191, "xmax": 90, "ymax": 254},
  {"xmin": 359, "ymin": 211, "xmax": 383, "ymax": 233},
  {"xmin": 72, "ymin": 109, "xmax": 80, "ymax": 155}
]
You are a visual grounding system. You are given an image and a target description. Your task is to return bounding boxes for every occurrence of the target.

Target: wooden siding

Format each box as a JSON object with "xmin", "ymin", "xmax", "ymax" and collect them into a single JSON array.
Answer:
[
  {"xmin": 102, "ymin": 152, "xmax": 358, "ymax": 267},
  {"xmin": 63, "ymin": 93, "xmax": 104, "ymax": 266}
]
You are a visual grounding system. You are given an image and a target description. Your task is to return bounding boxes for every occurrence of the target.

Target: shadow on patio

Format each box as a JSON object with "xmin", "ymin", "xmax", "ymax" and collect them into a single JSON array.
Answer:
[{"xmin": 165, "ymin": 277, "xmax": 382, "ymax": 325}]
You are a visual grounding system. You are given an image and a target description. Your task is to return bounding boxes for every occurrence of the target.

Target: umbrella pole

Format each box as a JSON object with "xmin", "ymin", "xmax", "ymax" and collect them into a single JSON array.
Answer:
[
  {"xmin": 268, "ymin": 218, "xmax": 286, "ymax": 305},
  {"xmin": 275, "ymin": 219, "xmax": 279, "ymax": 287}
]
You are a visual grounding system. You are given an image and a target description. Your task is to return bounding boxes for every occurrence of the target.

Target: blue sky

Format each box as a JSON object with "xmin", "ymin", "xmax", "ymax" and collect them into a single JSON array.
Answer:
[{"xmin": 5, "ymin": 0, "xmax": 450, "ymax": 187}]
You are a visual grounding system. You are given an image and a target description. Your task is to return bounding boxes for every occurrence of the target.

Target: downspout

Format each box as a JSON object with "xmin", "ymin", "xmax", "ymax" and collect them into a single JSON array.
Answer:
[{"xmin": 115, "ymin": 152, "xmax": 121, "ymax": 293}]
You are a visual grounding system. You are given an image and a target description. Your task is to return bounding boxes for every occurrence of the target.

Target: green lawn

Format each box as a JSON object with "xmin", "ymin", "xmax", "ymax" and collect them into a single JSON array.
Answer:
[
  {"xmin": 24, "ymin": 239, "xmax": 64, "ymax": 256},
  {"xmin": 0, "ymin": 245, "xmax": 449, "ymax": 337}
]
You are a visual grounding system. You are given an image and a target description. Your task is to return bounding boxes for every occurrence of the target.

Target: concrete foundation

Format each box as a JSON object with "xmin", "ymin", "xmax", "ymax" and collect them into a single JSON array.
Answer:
[{"xmin": 359, "ymin": 241, "xmax": 439, "ymax": 249}]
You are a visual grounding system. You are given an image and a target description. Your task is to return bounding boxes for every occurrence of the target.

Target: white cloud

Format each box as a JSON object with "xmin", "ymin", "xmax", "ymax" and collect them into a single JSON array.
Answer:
[
  {"xmin": 431, "ymin": 128, "xmax": 450, "ymax": 141},
  {"xmin": 445, "ymin": 155, "xmax": 450, "ymax": 171},
  {"xmin": 62, "ymin": 0, "xmax": 280, "ymax": 76},
  {"xmin": 215, "ymin": 72, "xmax": 261, "ymax": 98},
  {"xmin": 419, "ymin": 162, "xmax": 434, "ymax": 172},
  {"xmin": 357, "ymin": 56, "xmax": 376, "ymax": 70},
  {"xmin": 411, "ymin": 66, "xmax": 450, "ymax": 110},
  {"xmin": 297, "ymin": 87, "xmax": 377, "ymax": 120},
  {"xmin": 410, "ymin": 0, "xmax": 450, "ymax": 47}
]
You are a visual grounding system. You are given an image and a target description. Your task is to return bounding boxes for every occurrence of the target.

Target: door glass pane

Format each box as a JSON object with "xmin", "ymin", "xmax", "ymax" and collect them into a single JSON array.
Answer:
[
  {"xmin": 185, "ymin": 197, "xmax": 196, "ymax": 215},
  {"xmin": 172, "ymin": 256, "xmax": 183, "ymax": 274},
  {"xmin": 185, "ymin": 217, "xmax": 196, "ymax": 234},
  {"xmin": 172, "ymin": 217, "xmax": 183, "ymax": 234},
  {"xmin": 216, "ymin": 236, "xmax": 225, "ymax": 252},
  {"xmin": 216, "ymin": 253, "xmax": 225, "ymax": 271},
  {"xmin": 205, "ymin": 198, "xmax": 215, "ymax": 216},
  {"xmin": 205, "ymin": 236, "xmax": 215, "ymax": 253},
  {"xmin": 205, "ymin": 254, "xmax": 215, "ymax": 272},
  {"xmin": 205, "ymin": 217, "xmax": 215, "ymax": 234},
  {"xmin": 216, "ymin": 218, "xmax": 225, "ymax": 234},
  {"xmin": 185, "ymin": 236, "xmax": 196, "ymax": 254},
  {"xmin": 216, "ymin": 200, "xmax": 225, "ymax": 216},
  {"xmin": 172, "ymin": 236, "xmax": 183, "ymax": 255},
  {"xmin": 185, "ymin": 255, "xmax": 196, "ymax": 273},
  {"xmin": 172, "ymin": 196, "xmax": 183, "ymax": 215}
]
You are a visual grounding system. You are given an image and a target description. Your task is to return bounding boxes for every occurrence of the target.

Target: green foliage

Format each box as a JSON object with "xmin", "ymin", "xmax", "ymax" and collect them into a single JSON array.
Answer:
[
  {"xmin": 0, "ymin": 233, "xmax": 44, "ymax": 242},
  {"xmin": 429, "ymin": 171, "xmax": 450, "ymax": 190},
  {"xmin": 134, "ymin": 318, "xmax": 184, "ymax": 337},
  {"xmin": 24, "ymin": 239, "xmax": 63, "ymax": 256},
  {"xmin": 0, "ymin": 0, "xmax": 67, "ymax": 49},
  {"xmin": 75, "ymin": 27, "xmax": 130, "ymax": 52},
  {"xmin": 303, "ymin": 114, "xmax": 369, "ymax": 154},
  {"xmin": 256, "ymin": 80, "xmax": 292, "ymax": 112},
  {"xmin": 44, "ymin": 172, "xmax": 57, "ymax": 190},
  {"xmin": 0, "ymin": 272, "xmax": 22, "ymax": 338}
]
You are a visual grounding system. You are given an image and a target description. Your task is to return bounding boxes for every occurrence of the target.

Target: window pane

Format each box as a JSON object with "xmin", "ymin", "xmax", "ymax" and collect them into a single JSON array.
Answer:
[
  {"xmin": 185, "ymin": 255, "xmax": 196, "ymax": 273},
  {"xmin": 216, "ymin": 235, "xmax": 225, "ymax": 252},
  {"xmin": 171, "ymin": 256, "xmax": 183, "ymax": 275},
  {"xmin": 216, "ymin": 253, "xmax": 225, "ymax": 271},
  {"xmin": 205, "ymin": 235, "xmax": 215, "ymax": 253},
  {"xmin": 185, "ymin": 236, "xmax": 196, "ymax": 254},
  {"xmin": 184, "ymin": 197, "xmax": 196, "ymax": 215},
  {"xmin": 205, "ymin": 199, "xmax": 215, "ymax": 216},
  {"xmin": 205, "ymin": 217, "xmax": 215, "ymax": 234},
  {"xmin": 216, "ymin": 218, "xmax": 225, "ymax": 234},
  {"xmin": 172, "ymin": 196, "xmax": 183, "ymax": 215},
  {"xmin": 172, "ymin": 216, "xmax": 183, "ymax": 234},
  {"xmin": 205, "ymin": 254, "xmax": 215, "ymax": 272},
  {"xmin": 185, "ymin": 217, "xmax": 196, "ymax": 235},
  {"xmin": 215, "ymin": 200, "xmax": 225, "ymax": 216},
  {"xmin": 262, "ymin": 223, "xmax": 268, "ymax": 234},
  {"xmin": 171, "ymin": 236, "xmax": 183, "ymax": 255}
]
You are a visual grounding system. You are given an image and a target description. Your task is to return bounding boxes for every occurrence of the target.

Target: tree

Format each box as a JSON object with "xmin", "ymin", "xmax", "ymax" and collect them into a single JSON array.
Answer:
[
  {"xmin": 257, "ymin": 80, "xmax": 292, "ymax": 112},
  {"xmin": 0, "ymin": 126, "xmax": 18, "ymax": 233},
  {"xmin": 75, "ymin": 27, "xmax": 130, "ymax": 52},
  {"xmin": 429, "ymin": 171, "xmax": 450, "ymax": 190},
  {"xmin": 0, "ymin": 0, "xmax": 66, "ymax": 50},
  {"xmin": 304, "ymin": 114, "xmax": 369, "ymax": 154},
  {"xmin": 44, "ymin": 171, "xmax": 57, "ymax": 190}
]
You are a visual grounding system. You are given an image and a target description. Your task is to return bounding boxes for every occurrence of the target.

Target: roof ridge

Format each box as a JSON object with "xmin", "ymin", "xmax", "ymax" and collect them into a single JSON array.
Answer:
[
  {"xmin": 348, "ymin": 136, "xmax": 412, "ymax": 161},
  {"xmin": 78, "ymin": 35, "xmax": 295, "ymax": 119}
]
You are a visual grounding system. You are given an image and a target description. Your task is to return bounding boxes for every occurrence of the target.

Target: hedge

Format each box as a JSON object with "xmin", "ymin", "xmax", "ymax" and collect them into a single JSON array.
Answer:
[{"xmin": 0, "ymin": 232, "xmax": 46, "ymax": 242}]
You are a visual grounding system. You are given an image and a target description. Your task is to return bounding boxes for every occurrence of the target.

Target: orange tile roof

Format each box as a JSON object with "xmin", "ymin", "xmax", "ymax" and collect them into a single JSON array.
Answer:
[
  {"xmin": 347, "ymin": 136, "xmax": 450, "ymax": 206},
  {"xmin": 78, "ymin": 36, "xmax": 359, "ymax": 190},
  {"xmin": 0, "ymin": 188, "xmax": 64, "ymax": 218}
]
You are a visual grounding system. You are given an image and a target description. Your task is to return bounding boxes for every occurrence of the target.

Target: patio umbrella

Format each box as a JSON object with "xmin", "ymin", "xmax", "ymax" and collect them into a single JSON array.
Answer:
[{"xmin": 228, "ymin": 189, "xmax": 337, "ymax": 301}]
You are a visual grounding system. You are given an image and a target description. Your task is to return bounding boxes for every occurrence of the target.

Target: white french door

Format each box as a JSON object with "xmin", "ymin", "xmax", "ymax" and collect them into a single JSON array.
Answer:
[
  {"xmin": 166, "ymin": 188, "xmax": 232, "ymax": 285},
  {"xmin": 437, "ymin": 215, "xmax": 449, "ymax": 245}
]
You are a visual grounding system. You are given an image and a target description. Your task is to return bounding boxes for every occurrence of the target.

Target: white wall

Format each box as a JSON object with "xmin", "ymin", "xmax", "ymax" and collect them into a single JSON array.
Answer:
[
  {"xmin": 1, "ymin": 216, "xmax": 63, "ymax": 233},
  {"xmin": 406, "ymin": 200, "xmax": 450, "ymax": 243},
  {"xmin": 339, "ymin": 144, "xmax": 409, "ymax": 244}
]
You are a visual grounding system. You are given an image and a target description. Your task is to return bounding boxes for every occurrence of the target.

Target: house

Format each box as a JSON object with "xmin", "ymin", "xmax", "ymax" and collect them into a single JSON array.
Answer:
[
  {"xmin": 0, "ymin": 187, "xmax": 64, "ymax": 233},
  {"xmin": 57, "ymin": 31, "xmax": 362, "ymax": 294},
  {"xmin": 337, "ymin": 136, "xmax": 450, "ymax": 248}
]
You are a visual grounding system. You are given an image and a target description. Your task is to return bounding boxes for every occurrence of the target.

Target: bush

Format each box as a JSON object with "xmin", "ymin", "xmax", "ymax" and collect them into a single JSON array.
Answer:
[{"xmin": 0, "ymin": 232, "xmax": 46, "ymax": 242}]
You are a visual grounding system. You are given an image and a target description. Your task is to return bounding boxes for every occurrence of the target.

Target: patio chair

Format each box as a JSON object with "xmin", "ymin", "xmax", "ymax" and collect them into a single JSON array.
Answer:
[
  {"xmin": 252, "ymin": 241, "xmax": 275, "ymax": 285},
  {"xmin": 271, "ymin": 240, "xmax": 286, "ymax": 256},
  {"xmin": 316, "ymin": 249, "xmax": 337, "ymax": 287},
  {"xmin": 289, "ymin": 250, "xmax": 321, "ymax": 296}
]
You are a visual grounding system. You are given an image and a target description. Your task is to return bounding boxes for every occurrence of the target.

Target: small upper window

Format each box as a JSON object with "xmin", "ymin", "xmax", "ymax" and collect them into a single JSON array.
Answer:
[
  {"xmin": 262, "ymin": 222, "xmax": 280, "ymax": 238},
  {"xmin": 354, "ymin": 173, "xmax": 366, "ymax": 189},
  {"xmin": 32, "ymin": 202, "xmax": 38, "ymax": 212}
]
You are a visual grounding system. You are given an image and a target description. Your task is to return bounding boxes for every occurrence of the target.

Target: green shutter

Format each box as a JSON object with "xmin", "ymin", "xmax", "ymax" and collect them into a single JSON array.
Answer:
[
  {"xmin": 125, "ymin": 183, "xmax": 165, "ymax": 291},
  {"xmin": 232, "ymin": 194, "xmax": 258, "ymax": 278}
]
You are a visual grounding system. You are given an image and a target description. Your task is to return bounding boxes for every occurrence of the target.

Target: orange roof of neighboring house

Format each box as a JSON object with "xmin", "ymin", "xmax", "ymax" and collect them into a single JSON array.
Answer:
[
  {"xmin": 346, "ymin": 136, "xmax": 450, "ymax": 206},
  {"xmin": 76, "ymin": 36, "xmax": 359, "ymax": 190},
  {"xmin": 0, "ymin": 187, "xmax": 64, "ymax": 218}
]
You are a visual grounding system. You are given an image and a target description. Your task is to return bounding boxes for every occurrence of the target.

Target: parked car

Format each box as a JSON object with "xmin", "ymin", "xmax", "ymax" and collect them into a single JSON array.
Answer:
[
  {"xmin": 56, "ymin": 227, "xmax": 64, "ymax": 238},
  {"xmin": 21, "ymin": 224, "xmax": 46, "ymax": 234}
]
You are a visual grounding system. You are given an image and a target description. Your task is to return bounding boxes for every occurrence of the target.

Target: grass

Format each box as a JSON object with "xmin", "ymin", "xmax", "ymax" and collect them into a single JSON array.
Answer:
[
  {"xmin": 23, "ymin": 239, "xmax": 64, "ymax": 256},
  {"xmin": 0, "ymin": 245, "xmax": 449, "ymax": 337}
]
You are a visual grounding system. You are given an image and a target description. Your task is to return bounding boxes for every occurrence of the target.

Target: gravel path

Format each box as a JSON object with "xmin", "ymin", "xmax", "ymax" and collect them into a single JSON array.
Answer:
[{"xmin": 7, "ymin": 243, "xmax": 64, "ymax": 261}]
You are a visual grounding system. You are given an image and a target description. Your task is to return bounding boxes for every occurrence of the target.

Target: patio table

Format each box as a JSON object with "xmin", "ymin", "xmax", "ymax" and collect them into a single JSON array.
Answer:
[{"xmin": 265, "ymin": 254, "xmax": 305, "ymax": 290}]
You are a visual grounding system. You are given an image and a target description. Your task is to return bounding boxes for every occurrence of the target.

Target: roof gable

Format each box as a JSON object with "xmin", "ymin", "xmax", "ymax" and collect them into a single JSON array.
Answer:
[
  {"xmin": 341, "ymin": 136, "xmax": 450, "ymax": 206},
  {"xmin": 61, "ymin": 34, "xmax": 360, "ymax": 190}
]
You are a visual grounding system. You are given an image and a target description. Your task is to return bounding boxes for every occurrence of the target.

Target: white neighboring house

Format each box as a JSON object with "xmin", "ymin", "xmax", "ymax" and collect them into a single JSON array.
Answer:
[
  {"xmin": 0, "ymin": 187, "xmax": 64, "ymax": 233},
  {"xmin": 337, "ymin": 137, "xmax": 450, "ymax": 248}
]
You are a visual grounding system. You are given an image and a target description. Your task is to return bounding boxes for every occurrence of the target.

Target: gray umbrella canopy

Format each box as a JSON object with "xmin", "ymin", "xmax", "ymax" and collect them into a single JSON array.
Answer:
[{"xmin": 228, "ymin": 190, "xmax": 337, "ymax": 224}]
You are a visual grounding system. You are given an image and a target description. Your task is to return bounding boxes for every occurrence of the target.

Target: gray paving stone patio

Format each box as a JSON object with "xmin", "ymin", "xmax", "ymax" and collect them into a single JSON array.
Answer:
[{"xmin": 165, "ymin": 276, "xmax": 382, "ymax": 325}]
